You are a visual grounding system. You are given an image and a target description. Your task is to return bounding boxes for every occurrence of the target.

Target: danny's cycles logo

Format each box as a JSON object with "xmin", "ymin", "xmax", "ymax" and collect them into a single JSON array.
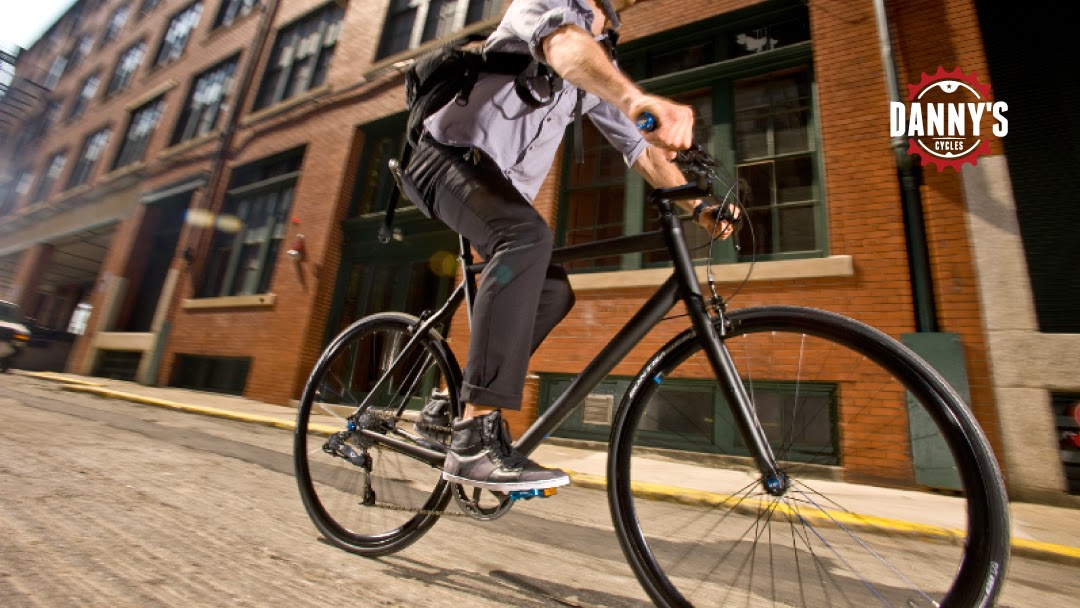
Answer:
[{"xmin": 890, "ymin": 67, "xmax": 1007, "ymax": 171}]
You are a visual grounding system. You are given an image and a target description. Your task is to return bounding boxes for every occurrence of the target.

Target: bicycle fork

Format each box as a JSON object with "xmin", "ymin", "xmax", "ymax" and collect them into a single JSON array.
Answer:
[{"xmin": 659, "ymin": 200, "xmax": 789, "ymax": 496}]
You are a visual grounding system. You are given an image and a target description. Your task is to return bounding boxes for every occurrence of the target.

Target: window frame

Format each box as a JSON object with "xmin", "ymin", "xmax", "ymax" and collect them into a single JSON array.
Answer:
[
  {"xmin": 537, "ymin": 372, "xmax": 839, "ymax": 465},
  {"xmin": 100, "ymin": 4, "xmax": 131, "ymax": 47},
  {"xmin": 213, "ymin": 0, "xmax": 257, "ymax": 29},
  {"xmin": 44, "ymin": 54, "xmax": 69, "ymax": 90},
  {"xmin": 114, "ymin": 96, "xmax": 166, "ymax": 169},
  {"xmin": 68, "ymin": 34, "xmax": 95, "ymax": 71},
  {"xmin": 1, "ymin": 171, "xmax": 34, "ymax": 215},
  {"xmin": 171, "ymin": 55, "xmax": 239, "ymax": 145},
  {"xmin": 348, "ymin": 113, "xmax": 412, "ymax": 218},
  {"xmin": 555, "ymin": 4, "xmax": 826, "ymax": 273},
  {"xmin": 139, "ymin": 0, "xmax": 164, "ymax": 18},
  {"xmin": 33, "ymin": 152, "xmax": 68, "ymax": 202},
  {"xmin": 253, "ymin": 3, "xmax": 344, "ymax": 111},
  {"xmin": 106, "ymin": 39, "xmax": 147, "ymax": 96},
  {"xmin": 67, "ymin": 128, "xmax": 112, "ymax": 189},
  {"xmin": 375, "ymin": 0, "xmax": 499, "ymax": 60},
  {"xmin": 153, "ymin": 1, "xmax": 204, "ymax": 67},
  {"xmin": 69, "ymin": 73, "xmax": 101, "ymax": 121},
  {"xmin": 197, "ymin": 151, "xmax": 304, "ymax": 298}
]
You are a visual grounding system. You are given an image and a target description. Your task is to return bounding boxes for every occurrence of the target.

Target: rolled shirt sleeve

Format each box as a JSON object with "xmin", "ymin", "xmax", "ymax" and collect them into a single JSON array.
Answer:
[
  {"xmin": 586, "ymin": 98, "xmax": 649, "ymax": 167},
  {"xmin": 492, "ymin": 0, "xmax": 595, "ymax": 63}
]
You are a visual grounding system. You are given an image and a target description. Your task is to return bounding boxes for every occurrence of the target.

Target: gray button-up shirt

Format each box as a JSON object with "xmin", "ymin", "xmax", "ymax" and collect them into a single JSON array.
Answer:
[{"xmin": 424, "ymin": 0, "xmax": 648, "ymax": 203}]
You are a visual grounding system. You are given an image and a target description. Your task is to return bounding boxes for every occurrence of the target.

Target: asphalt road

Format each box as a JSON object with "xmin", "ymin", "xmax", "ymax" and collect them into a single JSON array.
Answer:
[{"xmin": 0, "ymin": 373, "xmax": 1073, "ymax": 607}]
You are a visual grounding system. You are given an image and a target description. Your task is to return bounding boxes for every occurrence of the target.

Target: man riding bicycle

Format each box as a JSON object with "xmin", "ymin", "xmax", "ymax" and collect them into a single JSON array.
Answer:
[{"xmin": 404, "ymin": 0, "xmax": 738, "ymax": 492}]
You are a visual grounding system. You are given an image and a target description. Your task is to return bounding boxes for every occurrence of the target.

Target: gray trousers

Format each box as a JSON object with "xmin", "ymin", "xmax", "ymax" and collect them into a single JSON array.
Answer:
[{"xmin": 406, "ymin": 138, "xmax": 575, "ymax": 410}]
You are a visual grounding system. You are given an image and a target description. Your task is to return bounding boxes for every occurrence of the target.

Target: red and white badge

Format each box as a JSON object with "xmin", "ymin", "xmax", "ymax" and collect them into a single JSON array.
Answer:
[{"xmin": 889, "ymin": 67, "xmax": 1008, "ymax": 172}]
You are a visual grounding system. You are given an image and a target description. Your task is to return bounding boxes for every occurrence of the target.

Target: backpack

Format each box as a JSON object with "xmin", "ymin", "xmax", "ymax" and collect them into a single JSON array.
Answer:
[
  {"xmin": 379, "ymin": 42, "xmax": 556, "ymax": 242},
  {"xmin": 404, "ymin": 43, "xmax": 554, "ymax": 148}
]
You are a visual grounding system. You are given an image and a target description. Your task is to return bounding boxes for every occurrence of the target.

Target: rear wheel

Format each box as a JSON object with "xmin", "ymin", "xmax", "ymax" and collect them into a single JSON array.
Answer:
[
  {"xmin": 609, "ymin": 306, "xmax": 1009, "ymax": 607},
  {"xmin": 294, "ymin": 312, "xmax": 462, "ymax": 556}
]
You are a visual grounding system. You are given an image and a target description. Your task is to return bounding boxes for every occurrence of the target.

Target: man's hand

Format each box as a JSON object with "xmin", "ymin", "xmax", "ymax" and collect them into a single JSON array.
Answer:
[
  {"xmin": 693, "ymin": 202, "xmax": 742, "ymax": 241},
  {"xmin": 627, "ymin": 95, "xmax": 695, "ymax": 152}
]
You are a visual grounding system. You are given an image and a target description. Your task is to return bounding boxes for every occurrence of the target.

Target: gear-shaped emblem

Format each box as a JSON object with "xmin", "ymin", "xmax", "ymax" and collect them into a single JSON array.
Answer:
[{"xmin": 895, "ymin": 66, "xmax": 1003, "ymax": 172}]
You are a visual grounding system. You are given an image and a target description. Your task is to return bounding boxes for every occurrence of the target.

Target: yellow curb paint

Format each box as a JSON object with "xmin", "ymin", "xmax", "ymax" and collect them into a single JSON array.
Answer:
[
  {"xmin": 60, "ymin": 385, "xmax": 297, "ymax": 431},
  {"xmin": 25, "ymin": 371, "xmax": 104, "ymax": 386},
  {"xmin": 1011, "ymin": 538, "xmax": 1080, "ymax": 562}
]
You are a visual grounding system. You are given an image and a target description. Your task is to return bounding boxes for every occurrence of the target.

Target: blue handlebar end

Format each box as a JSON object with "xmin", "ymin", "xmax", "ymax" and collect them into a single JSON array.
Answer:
[{"xmin": 635, "ymin": 112, "xmax": 656, "ymax": 132}]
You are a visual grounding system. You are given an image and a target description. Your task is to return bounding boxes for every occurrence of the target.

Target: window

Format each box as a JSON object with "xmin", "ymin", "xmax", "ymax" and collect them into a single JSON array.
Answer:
[
  {"xmin": 556, "ymin": 6, "xmax": 820, "ymax": 271},
  {"xmin": 101, "ymin": 5, "xmax": 131, "ymax": 46},
  {"xmin": 44, "ymin": 54, "xmax": 68, "ymax": 89},
  {"xmin": 69, "ymin": 74, "xmax": 101, "ymax": 120},
  {"xmin": 106, "ymin": 41, "xmax": 146, "ymax": 96},
  {"xmin": 376, "ymin": 0, "xmax": 498, "ymax": 59},
  {"xmin": 199, "ymin": 152, "xmax": 303, "ymax": 297},
  {"xmin": 139, "ymin": 0, "xmax": 163, "ymax": 17},
  {"xmin": 22, "ymin": 101, "xmax": 62, "ymax": 144},
  {"xmin": 350, "ymin": 114, "xmax": 412, "ymax": 216},
  {"xmin": 114, "ymin": 97, "xmax": 165, "ymax": 168},
  {"xmin": 171, "ymin": 56, "xmax": 237, "ymax": 144},
  {"xmin": 213, "ymin": 0, "xmax": 256, "ymax": 29},
  {"xmin": 173, "ymin": 354, "xmax": 251, "ymax": 395},
  {"xmin": 68, "ymin": 129, "xmax": 111, "ymax": 188},
  {"xmin": 254, "ymin": 5, "xmax": 343, "ymax": 110},
  {"xmin": 33, "ymin": 153, "xmax": 67, "ymax": 202},
  {"xmin": 733, "ymin": 70, "xmax": 818, "ymax": 258},
  {"xmin": 0, "ymin": 172, "xmax": 33, "ymax": 215},
  {"xmin": 68, "ymin": 34, "xmax": 95, "ymax": 70},
  {"xmin": 539, "ymin": 374, "xmax": 837, "ymax": 464},
  {"xmin": 154, "ymin": 2, "xmax": 203, "ymax": 67},
  {"xmin": 561, "ymin": 122, "xmax": 629, "ymax": 272}
]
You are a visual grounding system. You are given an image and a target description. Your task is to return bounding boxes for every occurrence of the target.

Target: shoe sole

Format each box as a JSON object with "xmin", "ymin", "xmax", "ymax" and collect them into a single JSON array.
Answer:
[{"xmin": 441, "ymin": 471, "xmax": 571, "ymax": 492}]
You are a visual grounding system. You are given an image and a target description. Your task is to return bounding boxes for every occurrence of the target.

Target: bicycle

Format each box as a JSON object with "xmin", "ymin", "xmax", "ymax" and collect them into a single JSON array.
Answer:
[{"xmin": 293, "ymin": 147, "xmax": 1010, "ymax": 607}]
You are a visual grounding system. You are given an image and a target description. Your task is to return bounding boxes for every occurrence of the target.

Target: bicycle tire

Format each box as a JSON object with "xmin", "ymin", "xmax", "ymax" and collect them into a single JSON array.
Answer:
[
  {"xmin": 294, "ymin": 312, "xmax": 462, "ymax": 556},
  {"xmin": 609, "ymin": 306, "xmax": 1009, "ymax": 607}
]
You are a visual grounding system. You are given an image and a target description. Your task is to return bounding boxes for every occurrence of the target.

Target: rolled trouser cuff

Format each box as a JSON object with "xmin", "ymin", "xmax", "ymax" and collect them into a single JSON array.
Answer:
[{"xmin": 460, "ymin": 382, "xmax": 523, "ymax": 411}]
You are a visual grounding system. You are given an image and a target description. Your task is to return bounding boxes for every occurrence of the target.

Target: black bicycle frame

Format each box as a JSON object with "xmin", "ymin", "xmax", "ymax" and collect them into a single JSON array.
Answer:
[{"xmin": 358, "ymin": 185, "xmax": 784, "ymax": 484}]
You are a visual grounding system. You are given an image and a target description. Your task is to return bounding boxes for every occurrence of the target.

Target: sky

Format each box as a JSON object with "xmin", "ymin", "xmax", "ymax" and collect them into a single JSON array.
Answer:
[{"xmin": 1, "ymin": 0, "xmax": 76, "ymax": 54}]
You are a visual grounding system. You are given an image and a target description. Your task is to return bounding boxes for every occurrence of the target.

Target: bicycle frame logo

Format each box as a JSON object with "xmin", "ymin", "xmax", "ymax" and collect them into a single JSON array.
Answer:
[{"xmin": 889, "ymin": 66, "xmax": 1008, "ymax": 171}]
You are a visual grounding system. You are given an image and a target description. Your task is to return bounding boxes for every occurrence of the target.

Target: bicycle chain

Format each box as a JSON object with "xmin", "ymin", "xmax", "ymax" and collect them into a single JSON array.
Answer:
[
  {"xmin": 339, "ymin": 413, "xmax": 464, "ymax": 517},
  {"xmin": 371, "ymin": 501, "xmax": 471, "ymax": 518}
]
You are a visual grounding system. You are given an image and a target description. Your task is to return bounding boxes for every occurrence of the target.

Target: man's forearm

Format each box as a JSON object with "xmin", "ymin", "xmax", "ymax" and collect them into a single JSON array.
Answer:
[{"xmin": 542, "ymin": 25, "xmax": 642, "ymax": 116}]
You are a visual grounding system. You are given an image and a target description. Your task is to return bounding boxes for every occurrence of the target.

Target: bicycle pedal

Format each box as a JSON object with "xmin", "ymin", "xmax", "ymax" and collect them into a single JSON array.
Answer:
[{"xmin": 508, "ymin": 488, "xmax": 558, "ymax": 501}]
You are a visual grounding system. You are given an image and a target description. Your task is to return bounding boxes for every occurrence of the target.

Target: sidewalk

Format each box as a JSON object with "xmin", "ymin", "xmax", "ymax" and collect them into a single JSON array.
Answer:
[{"xmin": 20, "ymin": 370, "xmax": 1080, "ymax": 565}]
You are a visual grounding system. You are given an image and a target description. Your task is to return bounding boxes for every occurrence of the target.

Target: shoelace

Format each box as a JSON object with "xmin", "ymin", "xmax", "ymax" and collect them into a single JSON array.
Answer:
[{"xmin": 483, "ymin": 414, "xmax": 531, "ymax": 469}]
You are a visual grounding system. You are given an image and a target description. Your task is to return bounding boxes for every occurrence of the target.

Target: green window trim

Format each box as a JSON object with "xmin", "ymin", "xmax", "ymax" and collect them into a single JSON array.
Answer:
[
  {"xmin": 556, "ymin": 2, "xmax": 828, "ymax": 272},
  {"xmin": 537, "ymin": 372, "xmax": 839, "ymax": 465}
]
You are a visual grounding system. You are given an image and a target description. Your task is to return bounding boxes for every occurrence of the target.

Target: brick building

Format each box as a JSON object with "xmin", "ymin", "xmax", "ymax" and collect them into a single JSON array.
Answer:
[{"xmin": 0, "ymin": 0, "xmax": 1076, "ymax": 502}]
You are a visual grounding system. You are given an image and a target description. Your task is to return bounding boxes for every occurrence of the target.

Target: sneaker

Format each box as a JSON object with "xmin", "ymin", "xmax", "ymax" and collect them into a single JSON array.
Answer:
[
  {"xmin": 414, "ymin": 391, "xmax": 452, "ymax": 448},
  {"xmin": 442, "ymin": 410, "xmax": 570, "ymax": 491}
]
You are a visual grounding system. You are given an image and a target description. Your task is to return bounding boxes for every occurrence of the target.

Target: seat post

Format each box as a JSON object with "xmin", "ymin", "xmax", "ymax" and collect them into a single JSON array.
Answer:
[{"xmin": 458, "ymin": 236, "xmax": 478, "ymax": 329}]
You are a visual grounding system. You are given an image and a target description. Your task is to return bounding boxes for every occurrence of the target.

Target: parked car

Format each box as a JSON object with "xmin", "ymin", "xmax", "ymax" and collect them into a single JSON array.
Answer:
[{"xmin": 0, "ymin": 300, "xmax": 32, "ymax": 372}]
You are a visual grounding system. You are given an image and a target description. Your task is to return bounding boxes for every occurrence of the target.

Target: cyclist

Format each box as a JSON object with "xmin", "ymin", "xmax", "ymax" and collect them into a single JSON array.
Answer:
[{"xmin": 405, "ymin": 0, "xmax": 738, "ymax": 492}]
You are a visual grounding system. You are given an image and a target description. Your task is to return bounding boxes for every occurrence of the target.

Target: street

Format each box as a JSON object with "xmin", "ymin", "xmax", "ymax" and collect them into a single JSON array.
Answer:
[{"xmin": 0, "ymin": 372, "xmax": 1074, "ymax": 607}]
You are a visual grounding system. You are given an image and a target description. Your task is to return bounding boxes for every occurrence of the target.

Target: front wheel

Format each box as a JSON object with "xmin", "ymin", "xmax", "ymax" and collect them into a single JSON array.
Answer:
[
  {"xmin": 609, "ymin": 306, "xmax": 1009, "ymax": 607},
  {"xmin": 294, "ymin": 312, "xmax": 462, "ymax": 556}
]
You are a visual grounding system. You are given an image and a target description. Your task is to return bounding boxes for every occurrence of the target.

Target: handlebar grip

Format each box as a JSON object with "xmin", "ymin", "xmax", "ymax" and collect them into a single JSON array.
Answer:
[{"xmin": 635, "ymin": 112, "xmax": 657, "ymax": 132}]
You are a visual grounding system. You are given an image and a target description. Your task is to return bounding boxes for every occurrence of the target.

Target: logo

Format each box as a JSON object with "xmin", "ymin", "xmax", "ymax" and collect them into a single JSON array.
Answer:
[{"xmin": 889, "ymin": 67, "xmax": 1008, "ymax": 172}]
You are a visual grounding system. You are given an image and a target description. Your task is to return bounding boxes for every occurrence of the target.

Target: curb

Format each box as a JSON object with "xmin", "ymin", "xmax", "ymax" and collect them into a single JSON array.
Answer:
[{"xmin": 31, "ymin": 373, "xmax": 1080, "ymax": 566}]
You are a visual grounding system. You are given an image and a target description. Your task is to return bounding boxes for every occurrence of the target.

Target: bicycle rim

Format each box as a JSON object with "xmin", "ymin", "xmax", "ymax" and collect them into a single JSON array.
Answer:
[
  {"xmin": 294, "ymin": 313, "xmax": 461, "ymax": 556},
  {"xmin": 609, "ymin": 306, "xmax": 1009, "ymax": 607}
]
